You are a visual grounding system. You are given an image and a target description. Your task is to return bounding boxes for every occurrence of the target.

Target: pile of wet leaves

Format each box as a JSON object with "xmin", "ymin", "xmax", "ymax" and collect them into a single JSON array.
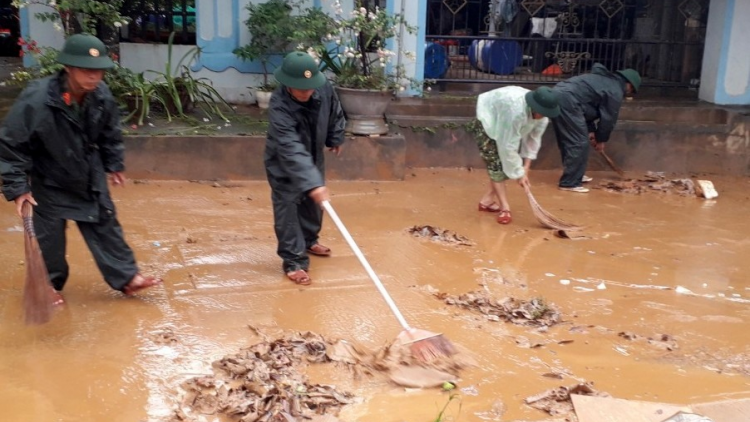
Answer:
[
  {"xmin": 524, "ymin": 382, "xmax": 609, "ymax": 416},
  {"xmin": 436, "ymin": 290, "xmax": 562, "ymax": 327},
  {"xmin": 408, "ymin": 225, "xmax": 474, "ymax": 246},
  {"xmin": 598, "ymin": 171, "xmax": 696, "ymax": 196},
  {"xmin": 171, "ymin": 331, "xmax": 354, "ymax": 422},
  {"xmin": 170, "ymin": 330, "xmax": 473, "ymax": 421},
  {"xmin": 618, "ymin": 331, "xmax": 679, "ymax": 351}
]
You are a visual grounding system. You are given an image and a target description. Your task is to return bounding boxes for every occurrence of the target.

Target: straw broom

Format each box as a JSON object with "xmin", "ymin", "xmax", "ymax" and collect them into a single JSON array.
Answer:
[
  {"xmin": 321, "ymin": 200, "xmax": 456, "ymax": 362},
  {"xmin": 523, "ymin": 185, "xmax": 582, "ymax": 231},
  {"xmin": 21, "ymin": 201, "xmax": 54, "ymax": 325},
  {"xmin": 598, "ymin": 150, "xmax": 625, "ymax": 178}
]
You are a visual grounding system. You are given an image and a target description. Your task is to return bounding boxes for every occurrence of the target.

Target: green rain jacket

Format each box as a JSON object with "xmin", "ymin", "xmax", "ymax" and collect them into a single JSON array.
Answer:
[
  {"xmin": 264, "ymin": 82, "xmax": 346, "ymax": 199},
  {"xmin": 0, "ymin": 71, "xmax": 124, "ymax": 222},
  {"xmin": 554, "ymin": 63, "xmax": 627, "ymax": 143}
]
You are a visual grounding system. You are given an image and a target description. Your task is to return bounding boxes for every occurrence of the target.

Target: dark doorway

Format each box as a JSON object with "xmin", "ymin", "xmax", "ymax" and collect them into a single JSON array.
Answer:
[{"xmin": 0, "ymin": 0, "xmax": 19, "ymax": 57}]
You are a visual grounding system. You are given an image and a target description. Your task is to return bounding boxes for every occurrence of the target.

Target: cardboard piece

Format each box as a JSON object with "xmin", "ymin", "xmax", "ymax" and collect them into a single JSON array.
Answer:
[
  {"xmin": 695, "ymin": 180, "xmax": 718, "ymax": 199},
  {"xmin": 572, "ymin": 395, "xmax": 750, "ymax": 422},
  {"xmin": 571, "ymin": 394, "xmax": 691, "ymax": 422},
  {"xmin": 691, "ymin": 398, "xmax": 750, "ymax": 422}
]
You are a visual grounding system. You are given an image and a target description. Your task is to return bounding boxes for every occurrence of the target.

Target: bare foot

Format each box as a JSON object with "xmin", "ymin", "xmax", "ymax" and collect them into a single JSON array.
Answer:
[
  {"xmin": 122, "ymin": 274, "xmax": 163, "ymax": 296},
  {"xmin": 50, "ymin": 288, "xmax": 64, "ymax": 306}
]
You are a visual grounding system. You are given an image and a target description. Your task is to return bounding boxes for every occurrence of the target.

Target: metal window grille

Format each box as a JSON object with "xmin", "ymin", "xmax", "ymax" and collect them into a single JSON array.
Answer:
[{"xmin": 119, "ymin": 0, "xmax": 196, "ymax": 45}]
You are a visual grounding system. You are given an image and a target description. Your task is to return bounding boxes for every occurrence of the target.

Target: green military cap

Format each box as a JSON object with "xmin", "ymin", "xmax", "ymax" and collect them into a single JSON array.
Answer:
[
  {"xmin": 57, "ymin": 33, "xmax": 114, "ymax": 70},
  {"xmin": 525, "ymin": 86, "xmax": 560, "ymax": 118},
  {"xmin": 617, "ymin": 68, "xmax": 642, "ymax": 92},
  {"xmin": 274, "ymin": 52, "xmax": 326, "ymax": 90}
]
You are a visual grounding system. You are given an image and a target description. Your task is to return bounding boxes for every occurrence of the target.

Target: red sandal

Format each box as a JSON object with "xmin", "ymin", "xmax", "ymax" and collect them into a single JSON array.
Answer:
[
  {"xmin": 286, "ymin": 269, "xmax": 312, "ymax": 285},
  {"xmin": 496, "ymin": 210, "xmax": 512, "ymax": 225},
  {"xmin": 306, "ymin": 243, "xmax": 331, "ymax": 257}
]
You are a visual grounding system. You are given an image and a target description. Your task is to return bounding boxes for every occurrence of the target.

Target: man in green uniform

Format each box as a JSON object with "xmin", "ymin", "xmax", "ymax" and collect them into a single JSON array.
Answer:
[
  {"xmin": 551, "ymin": 64, "xmax": 641, "ymax": 193},
  {"xmin": 265, "ymin": 52, "xmax": 346, "ymax": 285},
  {"xmin": 0, "ymin": 34, "xmax": 162, "ymax": 305}
]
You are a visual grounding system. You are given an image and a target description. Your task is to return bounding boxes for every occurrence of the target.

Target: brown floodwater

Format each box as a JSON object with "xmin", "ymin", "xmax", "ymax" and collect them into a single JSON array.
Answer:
[{"xmin": 1, "ymin": 169, "xmax": 749, "ymax": 422}]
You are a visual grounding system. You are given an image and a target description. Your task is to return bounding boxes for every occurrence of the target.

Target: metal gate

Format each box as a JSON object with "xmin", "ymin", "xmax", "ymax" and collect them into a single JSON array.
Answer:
[{"xmin": 425, "ymin": 0, "xmax": 708, "ymax": 87}]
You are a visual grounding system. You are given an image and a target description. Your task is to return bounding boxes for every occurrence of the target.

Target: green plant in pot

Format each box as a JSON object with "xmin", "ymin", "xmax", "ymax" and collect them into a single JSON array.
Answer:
[
  {"xmin": 233, "ymin": 0, "xmax": 297, "ymax": 109},
  {"xmin": 148, "ymin": 32, "xmax": 233, "ymax": 121},
  {"xmin": 298, "ymin": 0, "xmax": 417, "ymax": 135}
]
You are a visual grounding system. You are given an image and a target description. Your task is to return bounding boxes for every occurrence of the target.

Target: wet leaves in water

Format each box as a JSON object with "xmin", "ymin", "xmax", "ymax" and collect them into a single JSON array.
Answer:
[
  {"xmin": 172, "ymin": 331, "xmax": 354, "ymax": 422},
  {"xmin": 524, "ymin": 382, "xmax": 609, "ymax": 416},
  {"xmin": 618, "ymin": 331, "xmax": 679, "ymax": 351},
  {"xmin": 598, "ymin": 172, "xmax": 697, "ymax": 196},
  {"xmin": 408, "ymin": 225, "xmax": 474, "ymax": 246},
  {"xmin": 436, "ymin": 290, "xmax": 562, "ymax": 327},
  {"xmin": 170, "ymin": 330, "xmax": 473, "ymax": 421}
]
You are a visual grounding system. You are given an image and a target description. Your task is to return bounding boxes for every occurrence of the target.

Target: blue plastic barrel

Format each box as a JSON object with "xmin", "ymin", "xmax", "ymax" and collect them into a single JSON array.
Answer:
[
  {"xmin": 424, "ymin": 42, "xmax": 450, "ymax": 79},
  {"xmin": 468, "ymin": 39, "xmax": 522, "ymax": 75}
]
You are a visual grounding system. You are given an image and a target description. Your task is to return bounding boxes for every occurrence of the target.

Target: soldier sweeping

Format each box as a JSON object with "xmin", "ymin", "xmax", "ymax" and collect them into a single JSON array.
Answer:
[
  {"xmin": 0, "ymin": 34, "xmax": 162, "ymax": 305},
  {"xmin": 265, "ymin": 52, "xmax": 346, "ymax": 285},
  {"xmin": 551, "ymin": 64, "xmax": 641, "ymax": 193}
]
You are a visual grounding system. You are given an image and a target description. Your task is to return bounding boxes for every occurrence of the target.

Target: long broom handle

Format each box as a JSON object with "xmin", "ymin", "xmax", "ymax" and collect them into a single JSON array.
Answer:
[{"xmin": 321, "ymin": 200, "xmax": 412, "ymax": 331}]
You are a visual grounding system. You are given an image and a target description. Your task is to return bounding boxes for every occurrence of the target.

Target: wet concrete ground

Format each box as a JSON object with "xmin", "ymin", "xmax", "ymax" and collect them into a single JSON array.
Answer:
[{"xmin": 1, "ymin": 169, "xmax": 749, "ymax": 421}]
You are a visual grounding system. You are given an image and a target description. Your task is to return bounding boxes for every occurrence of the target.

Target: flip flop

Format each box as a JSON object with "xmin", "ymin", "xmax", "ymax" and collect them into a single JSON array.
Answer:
[
  {"xmin": 478, "ymin": 202, "xmax": 502, "ymax": 212},
  {"xmin": 496, "ymin": 210, "xmax": 512, "ymax": 225},
  {"xmin": 306, "ymin": 243, "xmax": 331, "ymax": 257},
  {"xmin": 286, "ymin": 269, "xmax": 311, "ymax": 285},
  {"xmin": 122, "ymin": 274, "xmax": 163, "ymax": 296}
]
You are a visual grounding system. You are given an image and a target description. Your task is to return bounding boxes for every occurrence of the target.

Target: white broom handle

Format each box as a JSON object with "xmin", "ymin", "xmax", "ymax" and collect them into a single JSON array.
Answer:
[{"xmin": 321, "ymin": 200, "xmax": 412, "ymax": 331}]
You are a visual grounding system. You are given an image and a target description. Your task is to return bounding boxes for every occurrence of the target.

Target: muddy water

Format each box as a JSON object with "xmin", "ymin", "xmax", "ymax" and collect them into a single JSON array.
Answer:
[{"xmin": 1, "ymin": 169, "xmax": 749, "ymax": 422}]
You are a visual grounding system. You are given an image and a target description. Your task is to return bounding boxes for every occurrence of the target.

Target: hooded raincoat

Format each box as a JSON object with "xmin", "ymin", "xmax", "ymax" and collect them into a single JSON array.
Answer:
[
  {"xmin": 0, "ymin": 71, "xmax": 138, "ymax": 291},
  {"xmin": 264, "ymin": 82, "xmax": 345, "ymax": 272},
  {"xmin": 551, "ymin": 63, "xmax": 627, "ymax": 188}
]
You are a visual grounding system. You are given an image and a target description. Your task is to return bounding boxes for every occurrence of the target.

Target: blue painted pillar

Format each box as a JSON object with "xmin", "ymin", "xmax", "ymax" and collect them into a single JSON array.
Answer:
[
  {"xmin": 387, "ymin": 0, "xmax": 427, "ymax": 96},
  {"xmin": 699, "ymin": 0, "xmax": 750, "ymax": 105}
]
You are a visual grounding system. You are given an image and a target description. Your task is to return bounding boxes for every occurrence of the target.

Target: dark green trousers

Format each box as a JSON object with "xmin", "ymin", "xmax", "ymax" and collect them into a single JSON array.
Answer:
[
  {"xmin": 552, "ymin": 93, "xmax": 591, "ymax": 188},
  {"xmin": 271, "ymin": 189, "xmax": 322, "ymax": 273},
  {"xmin": 33, "ymin": 205, "xmax": 138, "ymax": 292}
]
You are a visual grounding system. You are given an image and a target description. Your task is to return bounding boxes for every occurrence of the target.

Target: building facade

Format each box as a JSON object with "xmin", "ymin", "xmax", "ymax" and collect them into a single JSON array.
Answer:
[{"xmin": 18, "ymin": 0, "xmax": 750, "ymax": 105}]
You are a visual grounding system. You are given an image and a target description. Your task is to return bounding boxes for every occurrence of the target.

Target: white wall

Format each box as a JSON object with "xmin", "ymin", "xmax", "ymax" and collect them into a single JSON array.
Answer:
[
  {"xmin": 119, "ymin": 43, "xmax": 264, "ymax": 104},
  {"xmin": 699, "ymin": 0, "xmax": 750, "ymax": 105},
  {"xmin": 21, "ymin": 4, "xmax": 65, "ymax": 67}
]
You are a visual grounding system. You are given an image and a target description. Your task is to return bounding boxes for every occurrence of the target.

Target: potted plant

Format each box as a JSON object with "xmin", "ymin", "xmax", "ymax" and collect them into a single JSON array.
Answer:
[
  {"xmin": 148, "ymin": 32, "xmax": 233, "ymax": 121},
  {"xmin": 233, "ymin": 0, "xmax": 296, "ymax": 109},
  {"xmin": 298, "ymin": 0, "xmax": 417, "ymax": 135}
]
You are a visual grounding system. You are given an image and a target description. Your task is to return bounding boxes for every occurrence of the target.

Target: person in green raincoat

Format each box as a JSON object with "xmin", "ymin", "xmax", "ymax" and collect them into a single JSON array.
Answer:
[
  {"xmin": 264, "ymin": 52, "xmax": 346, "ymax": 286},
  {"xmin": 551, "ymin": 63, "xmax": 641, "ymax": 193},
  {"xmin": 0, "ymin": 34, "xmax": 162, "ymax": 305}
]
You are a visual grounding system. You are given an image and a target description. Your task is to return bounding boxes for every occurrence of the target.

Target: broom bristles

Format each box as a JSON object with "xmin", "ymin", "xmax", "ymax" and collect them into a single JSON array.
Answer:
[
  {"xmin": 22, "ymin": 202, "xmax": 53, "ymax": 325},
  {"xmin": 524, "ymin": 186, "xmax": 582, "ymax": 231},
  {"xmin": 398, "ymin": 328, "xmax": 456, "ymax": 362}
]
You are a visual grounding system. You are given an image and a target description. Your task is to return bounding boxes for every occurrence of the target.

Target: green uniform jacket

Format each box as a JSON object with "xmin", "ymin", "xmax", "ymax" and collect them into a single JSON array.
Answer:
[
  {"xmin": 0, "ymin": 71, "xmax": 124, "ymax": 222},
  {"xmin": 264, "ymin": 82, "xmax": 346, "ymax": 199},
  {"xmin": 553, "ymin": 63, "xmax": 626, "ymax": 142}
]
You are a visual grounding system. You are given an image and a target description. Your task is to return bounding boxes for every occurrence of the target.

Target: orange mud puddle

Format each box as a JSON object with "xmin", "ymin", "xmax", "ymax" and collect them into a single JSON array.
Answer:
[{"xmin": 1, "ymin": 169, "xmax": 749, "ymax": 422}]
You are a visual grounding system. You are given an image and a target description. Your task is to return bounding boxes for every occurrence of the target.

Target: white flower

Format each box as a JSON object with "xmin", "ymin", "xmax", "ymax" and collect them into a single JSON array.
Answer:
[
  {"xmin": 359, "ymin": 7, "xmax": 366, "ymax": 14},
  {"xmin": 114, "ymin": 22, "xmax": 122, "ymax": 28},
  {"xmin": 48, "ymin": 0, "xmax": 56, "ymax": 6},
  {"xmin": 399, "ymin": 86, "xmax": 405, "ymax": 92},
  {"xmin": 52, "ymin": 22, "xmax": 63, "ymax": 33}
]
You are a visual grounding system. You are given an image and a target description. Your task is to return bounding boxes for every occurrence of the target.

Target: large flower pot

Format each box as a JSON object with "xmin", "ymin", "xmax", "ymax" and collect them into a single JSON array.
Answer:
[
  {"xmin": 335, "ymin": 86, "xmax": 392, "ymax": 135},
  {"xmin": 255, "ymin": 90, "xmax": 273, "ymax": 110}
]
